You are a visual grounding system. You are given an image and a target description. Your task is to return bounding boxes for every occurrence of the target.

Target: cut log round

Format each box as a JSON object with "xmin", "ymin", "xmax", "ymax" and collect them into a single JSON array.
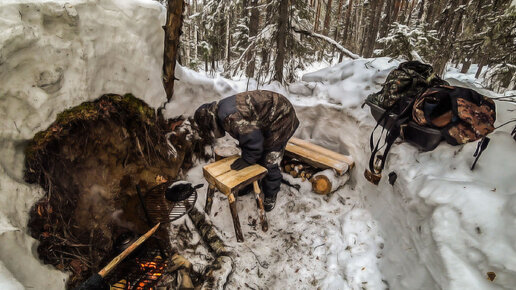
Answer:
[
  {"xmin": 311, "ymin": 169, "xmax": 349, "ymax": 195},
  {"xmin": 214, "ymin": 145, "xmax": 240, "ymax": 161}
]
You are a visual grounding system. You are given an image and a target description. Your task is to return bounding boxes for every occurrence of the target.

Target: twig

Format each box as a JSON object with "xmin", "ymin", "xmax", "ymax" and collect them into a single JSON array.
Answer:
[{"xmin": 244, "ymin": 245, "xmax": 269, "ymax": 269}]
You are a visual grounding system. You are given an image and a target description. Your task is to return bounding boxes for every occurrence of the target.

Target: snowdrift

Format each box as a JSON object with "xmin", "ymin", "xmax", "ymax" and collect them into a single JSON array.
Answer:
[
  {"xmin": 290, "ymin": 60, "xmax": 516, "ymax": 289},
  {"xmin": 0, "ymin": 1, "xmax": 166, "ymax": 288},
  {"xmin": 1, "ymin": 0, "xmax": 515, "ymax": 289}
]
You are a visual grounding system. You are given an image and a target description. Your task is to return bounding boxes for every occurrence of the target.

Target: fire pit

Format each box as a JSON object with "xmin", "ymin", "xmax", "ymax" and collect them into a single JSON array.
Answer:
[{"xmin": 106, "ymin": 237, "xmax": 169, "ymax": 289}]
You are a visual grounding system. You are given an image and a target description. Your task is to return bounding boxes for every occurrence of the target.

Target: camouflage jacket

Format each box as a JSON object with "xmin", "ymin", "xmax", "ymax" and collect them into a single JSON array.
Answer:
[
  {"xmin": 367, "ymin": 61, "xmax": 448, "ymax": 113},
  {"xmin": 216, "ymin": 90, "xmax": 299, "ymax": 163}
]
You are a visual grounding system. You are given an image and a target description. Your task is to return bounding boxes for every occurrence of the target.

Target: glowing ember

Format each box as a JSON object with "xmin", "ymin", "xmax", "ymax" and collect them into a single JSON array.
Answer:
[
  {"xmin": 111, "ymin": 256, "xmax": 167, "ymax": 290},
  {"xmin": 133, "ymin": 256, "xmax": 166, "ymax": 290}
]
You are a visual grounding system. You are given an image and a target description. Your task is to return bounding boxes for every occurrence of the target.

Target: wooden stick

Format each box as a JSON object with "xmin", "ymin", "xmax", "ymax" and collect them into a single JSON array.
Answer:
[
  {"xmin": 98, "ymin": 223, "xmax": 160, "ymax": 277},
  {"xmin": 228, "ymin": 193, "xmax": 244, "ymax": 242},
  {"xmin": 253, "ymin": 181, "xmax": 268, "ymax": 232},
  {"xmin": 204, "ymin": 184, "xmax": 216, "ymax": 215}
]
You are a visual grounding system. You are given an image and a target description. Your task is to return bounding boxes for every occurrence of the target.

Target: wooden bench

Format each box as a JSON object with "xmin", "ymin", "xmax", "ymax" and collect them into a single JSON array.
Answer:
[
  {"xmin": 285, "ymin": 137, "xmax": 354, "ymax": 175},
  {"xmin": 203, "ymin": 156, "xmax": 268, "ymax": 242}
]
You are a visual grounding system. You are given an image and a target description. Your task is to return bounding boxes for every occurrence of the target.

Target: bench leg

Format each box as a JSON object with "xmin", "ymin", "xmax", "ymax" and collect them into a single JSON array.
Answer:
[
  {"xmin": 228, "ymin": 193, "xmax": 244, "ymax": 242},
  {"xmin": 204, "ymin": 184, "xmax": 216, "ymax": 215},
  {"xmin": 253, "ymin": 181, "xmax": 269, "ymax": 232}
]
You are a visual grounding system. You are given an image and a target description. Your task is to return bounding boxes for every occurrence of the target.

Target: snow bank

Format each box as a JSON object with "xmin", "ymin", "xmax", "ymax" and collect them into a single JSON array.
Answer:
[
  {"xmin": 289, "ymin": 58, "xmax": 516, "ymax": 289},
  {"xmin": 2, "ymin": 0, "xmax": 514, "ymax": 288},
  {"xmin": 166, "ymin": 57, "xmax": 516, "ymax": 290},
  {"xmin": 0, "ymin": 0, "xmax": 166, "ymax": 288}
]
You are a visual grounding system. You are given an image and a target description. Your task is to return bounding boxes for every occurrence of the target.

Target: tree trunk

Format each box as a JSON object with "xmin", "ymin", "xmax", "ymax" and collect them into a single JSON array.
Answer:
[
  {"xmin": 163, "ymin": 0, "xmax": 185, "ymax": 103},
  {"xmin": 342, "ymin": 0, "xmax": 354, "ymax": 46},
  {"xmin": 314, "ymin": 0, "xmax": 322, "ymax": 32},
  {"xmin": 192, "ymin": 0, "xmax": 198, "ymax": 59},
  {"xmin": 274, "ymin": 0, "xmax": 289, "ymax": 83},
  {"xmin": 395, "ymin": 0, "xmax": 402, "ymax": 22},
  {"xmin": 226, "ymin": 13, "xmax": 231, "ymax": 68},
  {"xmin": 378, "ymin": 0, "xmax": 393, "ymax": 38},
  {"xmin": 461, "ymin": 61, "xmax": 472, "ymax": 73},
  {"xmin": 322, "ymin": 0, "xmax": 333, "ymax": 36},
  {"xmin": 333, "ymin": 0, "xmax": 345, "ymax": 46},
  {"xmin": 359, "ymin": 0, "xmax": 372, "ymax": 56},
  {"xmin": 475, "ymin": 59, "xmax": 485, "ymax": 78},
  {"xmin": 246, "ymin": 0, "xmax": 259, "ymax": 78}
]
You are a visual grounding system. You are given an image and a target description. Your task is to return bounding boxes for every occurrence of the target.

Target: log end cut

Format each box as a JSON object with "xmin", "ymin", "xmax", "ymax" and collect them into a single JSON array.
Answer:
[{"xmin": 311, "ymin": 175, "xmax": 332, "ymax": 195}]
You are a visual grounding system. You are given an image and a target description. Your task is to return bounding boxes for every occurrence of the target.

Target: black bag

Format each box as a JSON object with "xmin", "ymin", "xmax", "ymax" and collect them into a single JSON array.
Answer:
[
  {"xmin": 413, "ymin": 85, "xmax": 496, "ymax": 145},
  {"xmin": 364, "ymin": 61, "xmax": 447, "ymax": 185}
]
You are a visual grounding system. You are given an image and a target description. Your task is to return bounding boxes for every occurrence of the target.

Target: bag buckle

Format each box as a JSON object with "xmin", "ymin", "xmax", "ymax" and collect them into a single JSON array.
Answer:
[{"xmin": 364, "ymin": 169, "xmax": 381, "ymax": 185}]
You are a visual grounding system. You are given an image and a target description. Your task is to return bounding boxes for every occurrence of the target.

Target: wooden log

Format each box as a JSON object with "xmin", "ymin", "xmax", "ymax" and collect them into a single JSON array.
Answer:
[
  {"xmin": 228, "ymin": 193, "xmax": 244, "ymax": 242},
  {"xmin": 311, "ymin": 169, "xmax": 349, "ymax": 195},
  {"xmin": 204, "ymin": 184, "xmax": 216, "ymax": 215},
  {"xmin": 98, "ymin": 223, "xmax": 160, "ymax": 277},
  {"xmin": 214, "ymin": 145, "xmax": 239, "ymax": 161},
  {"xmin": 187, "ymin": 207, "xmax": 233, "ymax": 289},
  {"xmin": 188, "ymin": 207, "xmax": 229, "ymax": 257},
  {"xmin": 253, "ymin": 181, "xmax": 268, "ymax": 232},
  {"xmin": 162, "ymin": 0, "xmax": 185, "ymax": 102}
]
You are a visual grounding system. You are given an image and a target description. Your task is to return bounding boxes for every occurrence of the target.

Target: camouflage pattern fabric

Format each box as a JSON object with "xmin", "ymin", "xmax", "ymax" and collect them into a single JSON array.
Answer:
[
  {"xmin": 227, "ymin": 90, "xmax": 299, "ymax": 150},
  {"xmin": 413, "ymin": 86, "xmax": 496, "ymax": 145},
  {"xmin": 194, "ymin": 90, "xmax": 299, "ymax": 197},
  {"xmin": 367, "ymin": 61, "xmax": 448, "ymax": 112}
]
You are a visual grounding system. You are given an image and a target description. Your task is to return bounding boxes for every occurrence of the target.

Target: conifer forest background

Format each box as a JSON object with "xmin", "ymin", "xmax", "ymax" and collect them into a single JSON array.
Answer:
[{"xmin": 172, "ymin": 0, "xmax": 515, "ymax": 92}]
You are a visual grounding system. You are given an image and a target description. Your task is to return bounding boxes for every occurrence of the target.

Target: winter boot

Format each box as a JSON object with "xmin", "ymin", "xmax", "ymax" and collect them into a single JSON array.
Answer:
[{"xmin": 263, "ymin": 193, "xmax": 277, "ymax": 212}]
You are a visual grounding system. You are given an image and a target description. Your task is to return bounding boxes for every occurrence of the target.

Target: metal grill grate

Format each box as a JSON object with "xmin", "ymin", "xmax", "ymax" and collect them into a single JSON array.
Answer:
[
  {"xmin": 144, "ymin": 182, "xmax": 198, "ymax": 224},
  {"xmin": 107, "ymin": 238, "xmax": 168, "ymax": 289}
]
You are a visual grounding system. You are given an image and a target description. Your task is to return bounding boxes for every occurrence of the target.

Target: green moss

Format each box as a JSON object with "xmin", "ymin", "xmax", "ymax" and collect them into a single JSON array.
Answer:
[{"xmin": 24, "ymin": 93, "xmax": 159, "ymax": 175}]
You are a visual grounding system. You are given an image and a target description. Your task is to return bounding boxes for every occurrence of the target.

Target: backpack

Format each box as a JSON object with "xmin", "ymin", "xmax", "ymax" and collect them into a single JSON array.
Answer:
[
  {"xmin": 364, "ymin": 63, "xmax": 496, "ymax": 185},
  {"xmin": 365, "ymin": 61, "xmax": 447, "ymax": 184},
  {"xmin": 413, "ymin": 85, "xmax": 496, "ymax": 145},
  {"xmin": 367, "ymin": 61, "xmax": 448, "ymax": 113}
]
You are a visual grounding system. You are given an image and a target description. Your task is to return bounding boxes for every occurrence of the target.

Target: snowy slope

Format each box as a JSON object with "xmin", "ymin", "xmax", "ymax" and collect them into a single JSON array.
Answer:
[
  {"xmin": 1, "ymin": 0, "xmax": 515, "ymax": 289},
  {"xmin": 0, "ymin": 0, "xmax": 166, "ymax": 288},
  {"xmin": 171, "ymin": 58, "xmax": 515, "ymax": 290},
  {"xmin": 290, "ymin": 59, "xmax": 516, "ymax": 290}
]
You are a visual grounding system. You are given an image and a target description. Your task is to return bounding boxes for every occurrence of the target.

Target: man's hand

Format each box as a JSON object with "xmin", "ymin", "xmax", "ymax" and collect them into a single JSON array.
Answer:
[{"xmin": 231, "ymin": 157, "xmax": 251, "ymax": 170}]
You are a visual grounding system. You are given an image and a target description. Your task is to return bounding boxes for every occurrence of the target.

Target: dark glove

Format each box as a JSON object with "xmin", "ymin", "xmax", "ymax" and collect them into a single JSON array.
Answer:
[{"xmin": 231, "ymin": 158, "xmax": 251, "ymax": 170}]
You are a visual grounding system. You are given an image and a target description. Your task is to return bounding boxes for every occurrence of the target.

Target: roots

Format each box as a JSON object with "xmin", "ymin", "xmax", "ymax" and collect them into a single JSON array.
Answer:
[{"xmin": 24, "ymin": 94, "xmax": 211, "ymax": 288}]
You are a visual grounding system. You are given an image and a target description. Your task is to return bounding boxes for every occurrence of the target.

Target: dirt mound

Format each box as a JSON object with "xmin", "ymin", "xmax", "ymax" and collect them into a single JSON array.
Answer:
[{"xmin": 24, "ymin": 94, "xmax": 208, "ymax": 288}]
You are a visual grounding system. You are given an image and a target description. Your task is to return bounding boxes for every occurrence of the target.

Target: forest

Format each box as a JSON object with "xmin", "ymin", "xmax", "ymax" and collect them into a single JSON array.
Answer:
[
  {"xmin": 1, "ymin": 0, "xmax": 515, "ymax": 289},
  {"xmin": 178, "ymin": 0, "xmax": 515, "ymax": 91}
]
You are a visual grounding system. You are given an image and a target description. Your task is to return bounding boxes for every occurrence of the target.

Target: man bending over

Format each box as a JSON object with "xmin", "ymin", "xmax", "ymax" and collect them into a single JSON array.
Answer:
[{"xmin": 193, "ymin": 90, "xmax": 299, "ymax": 211}]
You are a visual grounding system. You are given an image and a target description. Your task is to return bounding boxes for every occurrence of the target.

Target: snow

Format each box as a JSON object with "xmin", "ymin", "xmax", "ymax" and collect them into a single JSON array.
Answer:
[
  {"xmin": 0, "ymin": 0, "xmax": 166, "ymax": 288},
  {"xmin": 1, "ymin": 0, "xmax": 515, "ymax": 289}
]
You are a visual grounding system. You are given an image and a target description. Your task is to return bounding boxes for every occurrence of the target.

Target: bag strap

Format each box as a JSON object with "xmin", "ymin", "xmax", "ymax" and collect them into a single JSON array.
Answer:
[
  {"xmin": 367, "ymin": 99, "xmax": 415, "ymax": 183},
  {"xmin": 470, "ymin": 137, "xmax": 490, "ymax": 170}
]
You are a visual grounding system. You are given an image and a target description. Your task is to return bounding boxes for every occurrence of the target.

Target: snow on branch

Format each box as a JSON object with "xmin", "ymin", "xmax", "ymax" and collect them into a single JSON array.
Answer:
[{"xmin": 292, "ymin": 25, "xmax": 359, "ymax": 60}]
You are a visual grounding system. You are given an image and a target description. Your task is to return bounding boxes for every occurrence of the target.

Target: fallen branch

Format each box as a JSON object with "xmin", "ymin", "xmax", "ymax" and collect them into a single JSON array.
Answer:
[
  {"xmin": 188, "ymin": 207, "xmax": 233, "ymax": 290},
  {"xmin": 292, "ymin": 26, "xmax": 359, "ymax": 60}
]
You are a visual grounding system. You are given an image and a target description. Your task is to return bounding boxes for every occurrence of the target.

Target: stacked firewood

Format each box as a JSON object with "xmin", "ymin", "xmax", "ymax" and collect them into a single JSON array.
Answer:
[
  {"xmin": 281, "ymin": 158, "xmax": 348, "ymax": 195},
  {"xmin": 282, "ymin": 161, "xmax": 318, "ymax": 181}
]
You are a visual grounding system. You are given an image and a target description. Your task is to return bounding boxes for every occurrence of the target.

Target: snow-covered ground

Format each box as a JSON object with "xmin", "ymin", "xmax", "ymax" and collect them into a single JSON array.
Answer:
[{"xmin": 1, "ymin": 0, "xmax": 515, "ymax": 289}]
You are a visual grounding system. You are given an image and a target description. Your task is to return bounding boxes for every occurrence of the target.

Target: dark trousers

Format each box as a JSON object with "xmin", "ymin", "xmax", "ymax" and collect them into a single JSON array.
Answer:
[{"xmin": 257, "ymin": 148, "xmax": 285, "ymax": 198}]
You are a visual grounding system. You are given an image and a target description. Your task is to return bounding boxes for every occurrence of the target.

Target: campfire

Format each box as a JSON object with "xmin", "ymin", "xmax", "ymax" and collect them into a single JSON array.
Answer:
[{"xmin": 107, "ymin": 237, "xmax": 169, "ymax": 289}]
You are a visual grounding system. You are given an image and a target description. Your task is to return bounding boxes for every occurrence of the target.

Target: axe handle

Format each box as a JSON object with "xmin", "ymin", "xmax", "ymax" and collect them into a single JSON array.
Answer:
[{"xmin": 98, "ymin": 222, "xmax": 160, "ymax": 277}]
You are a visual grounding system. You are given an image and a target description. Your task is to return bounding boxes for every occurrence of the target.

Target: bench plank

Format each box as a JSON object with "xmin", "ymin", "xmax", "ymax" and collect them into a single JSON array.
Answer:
[
  {"xmin": 203, "ymin": 155, "xmax": 239, "ymax": 177},
  {"xmin": 288, "ymin": 137, "xmax": 354, "ymax": 168},
  {"xmin": 203, "ymin": 157, "xmax": 267, "ymax": 195}
]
